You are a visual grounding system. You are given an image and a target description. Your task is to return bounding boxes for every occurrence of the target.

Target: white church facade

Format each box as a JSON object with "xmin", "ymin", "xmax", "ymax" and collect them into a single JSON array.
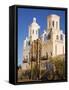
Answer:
[
  {"xmin": 23, "ymin": 14, "xmax": 65, "ymax": 66},
  {"xmin": 22, "ymin": 17, "xmax": 40, "ymax": 69},
  {"xmin": 41, "ymin": 14, "xmax": 65, "ymax": 57}
]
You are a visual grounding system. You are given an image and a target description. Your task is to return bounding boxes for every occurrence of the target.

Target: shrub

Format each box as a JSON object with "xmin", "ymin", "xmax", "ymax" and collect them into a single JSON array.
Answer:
[{"xmin": 49, "ymin": 55, "xmax": 65, "ymax": 80}]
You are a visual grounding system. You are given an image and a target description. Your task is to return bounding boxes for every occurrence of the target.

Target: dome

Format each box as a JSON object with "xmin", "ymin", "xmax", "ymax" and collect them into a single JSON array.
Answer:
[
  {"xmin": 47, "ymin": 14, "xmax": 60, "ymax": 20},
  {"xmin": 33, "ymin": 17, "xmax": 36, "ymax": 22},
  {"xmin": 30, "ymin": 17, "xmax": 40, "ymax": 29}
]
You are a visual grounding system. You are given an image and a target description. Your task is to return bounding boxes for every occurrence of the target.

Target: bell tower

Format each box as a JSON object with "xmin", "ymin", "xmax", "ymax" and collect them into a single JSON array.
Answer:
[
  {"xmin": 28, "ymin": 17, "xmax": 40, "ymax": 44},
  {"xmin": 47, "ymin": 14, "xmax": 60, "ymax": 31}
]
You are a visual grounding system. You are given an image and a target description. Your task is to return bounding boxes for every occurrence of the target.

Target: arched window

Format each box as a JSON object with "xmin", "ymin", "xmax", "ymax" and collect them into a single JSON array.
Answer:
[
  {"xmin": 33, "ymin": 30, "xmax": 34, "ymax": 34},
  {"xmin": 51, "ymin": 52, "xmax": 52, "ymax": 56},
  {"xmin": 52, "ymin": 21, "xmax": 54, "ymax": 27},
  {"xmin": 56, "ymin": 21, "xmax": 58, "ymax": 29},
  {"xmin": 47, "ymin": 30, "xmax": 52, "ymax": 40}
]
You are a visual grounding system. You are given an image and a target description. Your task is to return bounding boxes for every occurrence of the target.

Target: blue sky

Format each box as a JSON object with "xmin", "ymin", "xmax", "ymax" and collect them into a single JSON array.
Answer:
[{"xmin": 18, "ymin": 7, "xmax": 65, "ymax": 66}]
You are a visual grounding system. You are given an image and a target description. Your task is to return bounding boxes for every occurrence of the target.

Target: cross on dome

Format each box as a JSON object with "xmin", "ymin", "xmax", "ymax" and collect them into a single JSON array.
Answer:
[{"xmin": 33, "ymin": 17, "xmax": 36, "ymax": 22}]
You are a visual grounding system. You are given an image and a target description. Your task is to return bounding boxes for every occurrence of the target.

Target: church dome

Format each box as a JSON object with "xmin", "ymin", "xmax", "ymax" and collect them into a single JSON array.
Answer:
[
  {"xmin": 47, "ymin": 14, "xmax": 60, "ymax": 18},
  {"xmin": 30, "ymin": 17, "xmax": 40, "ymax": 29}
]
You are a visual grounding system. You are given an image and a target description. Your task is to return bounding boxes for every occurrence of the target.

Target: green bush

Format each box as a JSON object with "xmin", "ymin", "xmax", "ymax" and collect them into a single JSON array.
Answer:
[
  {"xmin": 31, "ymin": 63, "xmax": 40, "ymax": 80},
  {"xmin": 49, "ymin": 55, "xmax": 65, "ymax": 80}
]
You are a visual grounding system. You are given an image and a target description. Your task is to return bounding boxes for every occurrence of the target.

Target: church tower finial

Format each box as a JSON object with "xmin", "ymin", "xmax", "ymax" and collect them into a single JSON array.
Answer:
[{"xmin": 33, "ymin": 17, "xmax": 36, "ymax": 22}]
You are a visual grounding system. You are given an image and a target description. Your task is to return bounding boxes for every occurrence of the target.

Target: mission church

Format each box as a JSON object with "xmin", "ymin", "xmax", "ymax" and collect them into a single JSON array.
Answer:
[{"xmin": 22, "ymin": 14, "xmax": 65, "ymax": 70}]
